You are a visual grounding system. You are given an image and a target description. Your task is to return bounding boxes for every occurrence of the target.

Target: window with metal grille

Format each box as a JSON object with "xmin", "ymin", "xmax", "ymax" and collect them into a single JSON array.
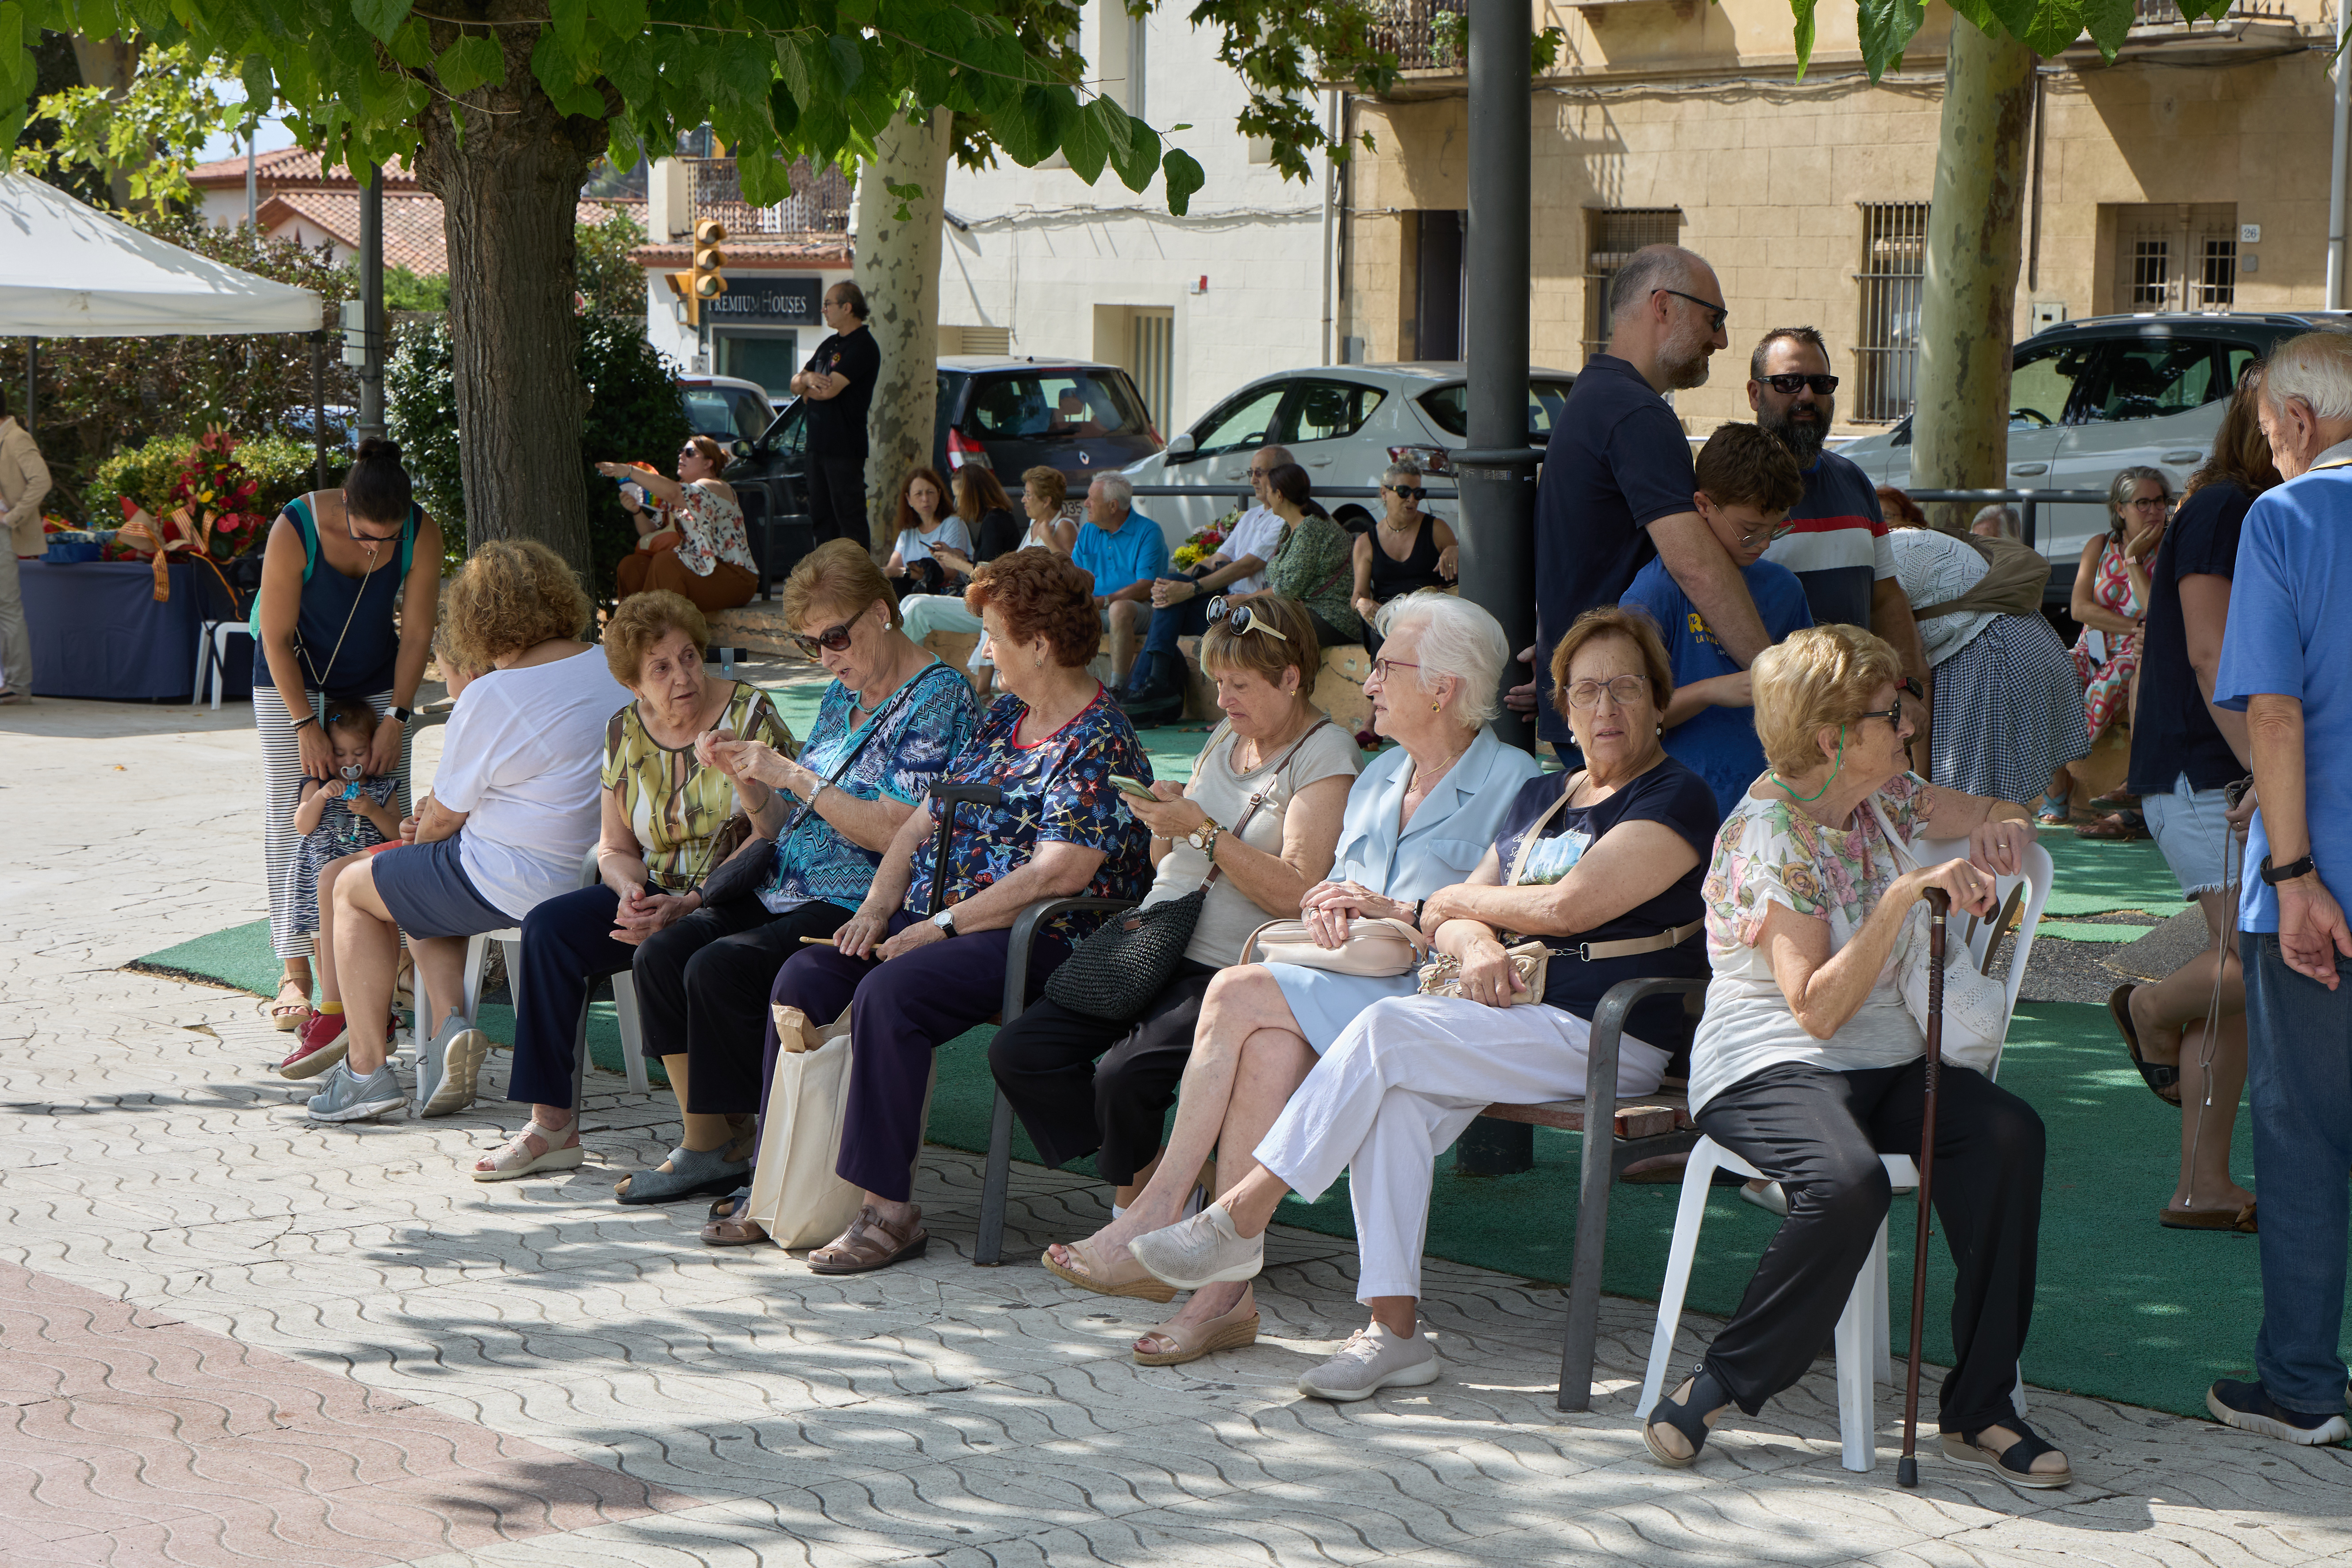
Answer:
[
  {"xmin": 2197, "ymin": 237, "xmax": 2237, "ymax": 309},
  {"xmin": 2131, "ymin": 240, "xmax": 2171, "ymax": 307},
  {"xmin": 1582, "ymin": 209, "xmax": 1682, "ymax": 358},
  {"xmin": 2111, "ymin": 204, "xmax": 2237, "ymax": 313},
  {"xmin": 1129, "ymin": 308, "xmax": 1174, "ymax": 430},
  {"xmin": 1855, "ymin": 202, "xmax": 1929, "ymax": 424}
]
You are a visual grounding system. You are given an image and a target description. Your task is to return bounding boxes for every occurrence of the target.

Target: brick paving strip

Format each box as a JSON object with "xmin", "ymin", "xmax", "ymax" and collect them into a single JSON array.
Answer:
[{"xmin": 0, "ymin": 1260, "xmax": 695, "ymax": 1565}]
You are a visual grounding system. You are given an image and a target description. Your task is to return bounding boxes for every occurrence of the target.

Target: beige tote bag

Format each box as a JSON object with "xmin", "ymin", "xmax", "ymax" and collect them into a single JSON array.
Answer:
[{"xmin": 745, "ymin": 1003, "xmax": 938, "ymax": 1249}]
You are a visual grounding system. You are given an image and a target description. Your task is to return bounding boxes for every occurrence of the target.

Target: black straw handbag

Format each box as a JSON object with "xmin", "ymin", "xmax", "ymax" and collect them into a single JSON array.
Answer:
[{"xmin": 1042, "ymin": 719, "xmax": 1326, "ymax": 1024}]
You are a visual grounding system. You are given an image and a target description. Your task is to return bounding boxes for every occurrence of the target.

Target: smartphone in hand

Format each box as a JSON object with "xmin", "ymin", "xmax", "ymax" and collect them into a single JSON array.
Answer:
[{"xmin": 1109, "ymin": 774, "xmax": 1156, "ymax": 801}]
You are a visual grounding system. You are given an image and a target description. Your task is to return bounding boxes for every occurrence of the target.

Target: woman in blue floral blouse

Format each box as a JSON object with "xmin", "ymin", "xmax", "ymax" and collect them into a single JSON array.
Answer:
[
  {"xmin": 753, "ymin": 550, "xmax": 1154, "ymax": 1269},
  {"xmin": 606, "ymin": 542, "xmax": 978, "ymax": 1206}
]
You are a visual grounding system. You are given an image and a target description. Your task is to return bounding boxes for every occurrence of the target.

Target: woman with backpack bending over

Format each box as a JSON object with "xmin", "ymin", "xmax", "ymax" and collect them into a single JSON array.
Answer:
[{"xmin": 252, "ymin": 438, "xmax": 443, "ymax": 1034}]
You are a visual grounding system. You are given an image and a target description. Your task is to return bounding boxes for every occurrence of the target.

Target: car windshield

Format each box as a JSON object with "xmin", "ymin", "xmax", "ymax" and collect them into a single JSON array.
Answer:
[
  {"xmin": 1416, "ymin": 379, "xmax": 1576, "ymax": 439},
  {"xmin": 2006, "ymin": 344, "xmax": 2097, "ymax": 428},
  {"xmin": 683, "ymin": 388, "xmax": 767, "ymax": 442},
  {"xmin": 2079, "ymin": 339, "xmax": 2225, "ymax": 423},
  {"xmin": 964, "ymin": 372, "xmax": 1151, "ymax": 440}
]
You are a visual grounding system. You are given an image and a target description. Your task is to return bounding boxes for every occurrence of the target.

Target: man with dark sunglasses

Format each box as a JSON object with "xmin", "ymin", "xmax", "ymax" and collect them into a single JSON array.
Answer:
[
  {"xmin": 1524, "ymin": 242, "xmax": 1769, "ymax": 751},
  {"xmin": 1749, "ymin": 327, "xmax": 1931, "ymax": 737}
]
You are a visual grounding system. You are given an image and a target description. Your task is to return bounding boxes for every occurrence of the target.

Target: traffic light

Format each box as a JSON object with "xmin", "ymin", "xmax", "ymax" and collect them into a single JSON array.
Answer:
[{"xmin": 665, "ymin": 219, "xmax": 729, "ymax": 327}]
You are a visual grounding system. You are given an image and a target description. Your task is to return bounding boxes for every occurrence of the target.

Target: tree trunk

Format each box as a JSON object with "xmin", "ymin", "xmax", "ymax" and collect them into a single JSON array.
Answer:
[
  {"xmin": 854, "ymin": 109, "xmax": 953, "ymax": 559},
  {"xmin": 413, "ymin": 21, "xmax": 613, "ymax": 579},
  {"xmin": 1912, "ymin": 26, "xmax": 2037, "ymax": 533}
]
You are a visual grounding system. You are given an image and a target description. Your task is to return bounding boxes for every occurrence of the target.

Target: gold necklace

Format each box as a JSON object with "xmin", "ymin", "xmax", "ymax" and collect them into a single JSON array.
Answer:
[{"xmin": 1407, "ymin": 738, "xmax": 1472, "ymax": 795}]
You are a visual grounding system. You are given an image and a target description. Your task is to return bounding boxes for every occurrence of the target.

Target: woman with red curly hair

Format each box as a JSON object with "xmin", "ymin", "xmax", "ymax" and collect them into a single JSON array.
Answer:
[{"xmin": 747, "ymin": 550, "xmax": 1156, "ymax": 1268}]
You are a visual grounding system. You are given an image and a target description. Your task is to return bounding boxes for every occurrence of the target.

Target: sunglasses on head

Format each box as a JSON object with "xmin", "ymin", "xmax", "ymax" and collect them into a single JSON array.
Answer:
[
  {"xmin": 1206, "ymin": 597, "xmax": 1289, "ymax": 642},
  {"xmin": 1759, "ymin": 373, "xmax": 1839, "ymax": 396},
  {"xmin": 1385, "ymin": 484, "xmax": 1428, "ymax": 500},
  {"xmin": 790, "ymin": 611, "xmax": 865, "ymax": 658}
]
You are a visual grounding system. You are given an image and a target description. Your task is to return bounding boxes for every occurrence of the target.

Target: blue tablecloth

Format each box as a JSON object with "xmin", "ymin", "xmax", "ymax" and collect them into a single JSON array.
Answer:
[{"xmin": 20, "ymin": 561, "xmax": 252, "ymax": 702}]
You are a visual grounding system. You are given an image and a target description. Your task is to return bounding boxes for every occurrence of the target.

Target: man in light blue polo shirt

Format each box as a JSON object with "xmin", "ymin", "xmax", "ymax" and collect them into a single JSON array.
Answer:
[
  {"xmin": 1071, "ymin": 473, "xmax": 1169, "ymax": 691},
  {"xmin": 2209, "ymin": 330, "xmax": 2352, "ymax": 1448}
]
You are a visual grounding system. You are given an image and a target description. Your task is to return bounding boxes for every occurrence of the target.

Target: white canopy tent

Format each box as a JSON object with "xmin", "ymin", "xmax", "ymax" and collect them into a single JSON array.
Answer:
[{"xmin": 0, "ymin": 171, "xmax": 321, "ymax": 335}]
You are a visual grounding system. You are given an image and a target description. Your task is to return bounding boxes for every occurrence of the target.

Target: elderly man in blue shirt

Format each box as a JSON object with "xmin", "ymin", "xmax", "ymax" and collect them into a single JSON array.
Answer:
[
  {"xmin": 2208, "ymin": 329, "xmax": 2352, "ymax": 1448},
  {"xmin": 1070, "ymin": 473, "xmax": 1170, "ymax": 692}
]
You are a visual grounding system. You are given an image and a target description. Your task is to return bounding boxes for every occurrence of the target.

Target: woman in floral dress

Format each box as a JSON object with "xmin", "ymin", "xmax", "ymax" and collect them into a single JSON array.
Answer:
[
  {"xmin": 2044, "ymin": 466, "xmax": 2169, "ymax": 826},
  {"xmin": 600, "ymin": 436, "xmax": 760, "ymax": 611}
]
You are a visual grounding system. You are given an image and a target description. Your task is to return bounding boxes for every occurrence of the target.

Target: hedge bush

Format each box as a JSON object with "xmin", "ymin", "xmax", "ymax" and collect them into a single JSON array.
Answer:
[
  {"xmin": 387, "ymin": 313, "xmax": 689, "ymax": 600},
  {"xmin": 88, "ymin": 431, "xmax": 346, "ymax": 535}
]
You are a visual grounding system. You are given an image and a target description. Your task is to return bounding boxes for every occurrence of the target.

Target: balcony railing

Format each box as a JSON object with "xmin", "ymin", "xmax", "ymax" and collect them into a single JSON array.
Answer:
[
  {"xmin": 687, "ymin": 157, "xmax": 851, "ymax": 239},
  {"xmin": 1368, "ymin": 0, "xmax": 1466, "ymax": 72},
  {"xmin": 2130, "ymin": 0, "xmax": 2293, "ymax": 23}
]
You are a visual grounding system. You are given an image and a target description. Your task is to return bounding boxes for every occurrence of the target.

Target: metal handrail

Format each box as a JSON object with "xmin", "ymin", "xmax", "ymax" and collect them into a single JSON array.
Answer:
[
  {"xmin": 1121, "ymin": 483, "xmax": 1459, "ymax": 501},
  {"xmin": 1899, "ymin": 487, "xmax": 2110, "ymax": 552}
]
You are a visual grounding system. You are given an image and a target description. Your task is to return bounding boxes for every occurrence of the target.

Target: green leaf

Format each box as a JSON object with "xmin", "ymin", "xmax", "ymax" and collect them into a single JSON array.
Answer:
[
  {"xmin": 1060, "ymin": 95, "xmax": 1107, "ymax": 181},
  {"xmin": 1086, "ymin": 95, "xmax": 1133, "ymax": 163},
  {"xmin": 2016, "ymin": 0, "xmax": 2089, "ymax": 58},
  {"xmin": 1855, "ymin": 0, "xmax": 1927, "ymax": 79},
  {"xmin": 350, "ymin": 0, "xmax": 414, "ymax": 45},
  {"xmin": 1788, "ymin": 0, "xmax": 1817, "ymax": 76},
  {"xmin": 435, "ymin": 34, "xmax": 505, "ymax": 96},
  {"xmin": 1109, "ymin": 114, "xmax": 1160, "ymax": 193},
  {"xmin": 1161, "ymin": 147, "xmax": 1203, "ymax": 216},
  {"xmin": 549, "ymin": 0, "xmax": 588, "ymax": 55},
  {"xmin": 826, "ymin": 33, "xmax": 864, "ymax": 93},
  {"xmin": 768, "ymin": 79, "xmax": 800, "ymax": 138},
  {"xmin": 994, "ymin": 83, "xmax": 1072, "ymax": 168}
]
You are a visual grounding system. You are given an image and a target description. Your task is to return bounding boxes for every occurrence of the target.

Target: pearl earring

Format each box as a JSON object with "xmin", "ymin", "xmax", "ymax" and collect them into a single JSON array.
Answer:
[{"xmin": 1034, "ymin": 652, "xmax": 1044, "ymax": 668}]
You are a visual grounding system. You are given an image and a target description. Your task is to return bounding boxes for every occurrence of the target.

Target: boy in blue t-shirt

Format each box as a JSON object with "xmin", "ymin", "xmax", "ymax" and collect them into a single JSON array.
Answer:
[{"xmin": 1621, "ymin": 423, "xmax": 1813, "ymax": 816}]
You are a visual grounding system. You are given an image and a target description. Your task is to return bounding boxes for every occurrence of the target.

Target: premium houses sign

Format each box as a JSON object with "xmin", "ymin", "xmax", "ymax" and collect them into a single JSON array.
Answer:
[{"xmin": 707, "ymin": 275, "xmax": 823, "ymax": 325}]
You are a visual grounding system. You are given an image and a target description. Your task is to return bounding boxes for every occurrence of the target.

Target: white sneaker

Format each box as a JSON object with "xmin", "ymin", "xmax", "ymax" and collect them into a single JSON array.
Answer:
[
  {"xmin": 306, "ymin": 1061, "xmax": 409, "ymax": 1122},
  {"xmin": 1128, "ymin": 1202, "xmax": 1264, "ymax": 1291},
  {"xmin": 420, "ymin": 1020, "xmax": 490, "ymax": 1118},
  {"xmin": 1297, "ymin": 1322, "xmax": 1441, "ymax": 1402}
]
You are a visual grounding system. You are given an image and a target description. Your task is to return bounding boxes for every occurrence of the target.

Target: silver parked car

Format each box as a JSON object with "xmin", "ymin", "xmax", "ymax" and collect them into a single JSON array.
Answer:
[
  {"xmin": 1119, "ymin": 362, "xmax": 1576, "ymax": 549},
  {"xmin": 1838, "ymin": 312, "xmax": 2336, "ymax": 595}
]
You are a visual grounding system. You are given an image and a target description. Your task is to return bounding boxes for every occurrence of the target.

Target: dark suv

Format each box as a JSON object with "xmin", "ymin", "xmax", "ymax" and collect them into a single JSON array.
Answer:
[{"xmin": 725, "ymin": 357, "xmax": 1161, "ymax": 588}]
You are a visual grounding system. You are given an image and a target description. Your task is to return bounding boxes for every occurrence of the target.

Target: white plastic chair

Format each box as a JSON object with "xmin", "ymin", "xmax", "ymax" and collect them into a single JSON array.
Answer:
[
  {"xmin": 412, "ymin": 853, "xmax": 653, "ymax": 1111},
  {"xmin": 1637, "ymin": 835, "xmax": 2051, "ymax": 1472},
  {"xmin": 193, "ymin": 620, "xmax": 254, "ymax": 708}
]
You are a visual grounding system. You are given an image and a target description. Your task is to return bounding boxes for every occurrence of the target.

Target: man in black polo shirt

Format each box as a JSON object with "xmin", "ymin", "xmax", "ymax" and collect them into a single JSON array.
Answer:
[
  {"xmin": 792, "ymin": 281, "xmax": 881, "ymax": 549},
  {"xmin": 1526, "ymin": 244, "xmax": 1767, "ymax": 745},
  {"xmin": 1749, "ymin": 327, "xmax": 1930, "ymax": 733}
]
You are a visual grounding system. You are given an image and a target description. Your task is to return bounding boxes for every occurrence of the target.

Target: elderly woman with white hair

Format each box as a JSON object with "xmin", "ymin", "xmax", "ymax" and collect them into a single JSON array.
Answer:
[
  {"xmin": 1039, "ymin": 591, "xmax": 1538, "ymax": 1359},
  {"xmin": 1125, "ymin": 605, "xmax": 1722, "ymax": 1400}
]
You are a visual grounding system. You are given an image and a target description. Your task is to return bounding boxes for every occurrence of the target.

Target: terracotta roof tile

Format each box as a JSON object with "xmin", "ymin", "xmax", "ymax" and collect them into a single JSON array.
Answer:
[
  {"xmin": 188, "ymin": 146, "xmax": 423, "ymax": 190},
  {"xmin": 257, "ymin": 191, "xmax": 646, "ymax": 278}
]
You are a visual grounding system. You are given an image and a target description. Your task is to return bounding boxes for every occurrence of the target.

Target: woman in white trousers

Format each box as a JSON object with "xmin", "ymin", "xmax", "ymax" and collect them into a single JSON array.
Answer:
[{"xmin": 1129, "ymin": 607, "xmax": 1724, "ymax": 1399}]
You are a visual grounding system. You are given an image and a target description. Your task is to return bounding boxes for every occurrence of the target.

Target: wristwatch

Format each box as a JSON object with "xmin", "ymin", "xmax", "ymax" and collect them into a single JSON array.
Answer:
[
  {"xmin": 1188, "ymin": 816, "xmax": 1223, "ymax": 857},
  {"xmin": 389, "ymin": 705, "xmax": 412, "ymax": 724},
  {"xmin": 2260, "ymin": 853, "xmax": 2317, "ymax": 885},
  {"xmin": 931, "ymin": 907, "xmax": 958, "ymax": 936}
]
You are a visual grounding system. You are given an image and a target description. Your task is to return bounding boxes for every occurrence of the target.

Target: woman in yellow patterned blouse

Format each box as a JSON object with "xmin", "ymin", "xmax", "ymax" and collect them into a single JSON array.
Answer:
[{"xmin": 474, "ymin": 590, "xmax": 796, "ymax": 1181}]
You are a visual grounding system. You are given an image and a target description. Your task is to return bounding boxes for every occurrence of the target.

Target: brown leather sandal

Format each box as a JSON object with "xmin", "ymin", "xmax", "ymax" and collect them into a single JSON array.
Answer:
[
  {"xmin": 702, "ymin": 1214, "xmax": 769, "ymax": 1246},
  {"xmin": 807, "ymin": 1203, "xmax": 927, "ymax": 1274}
]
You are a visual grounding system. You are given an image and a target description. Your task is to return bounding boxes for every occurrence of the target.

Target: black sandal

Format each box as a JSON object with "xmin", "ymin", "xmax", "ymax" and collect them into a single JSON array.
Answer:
[
  {"xmin": 1940, "ymin": 1418, "xmax": 2073, "ymax": 1489},
  {"xmin": 1644, "ymin": 1364, "xmax": 1735, "ymax": 1468},
  {"xmin": 2109, "ymin": 984, "xmax": 2182, "ymax": 1106}
]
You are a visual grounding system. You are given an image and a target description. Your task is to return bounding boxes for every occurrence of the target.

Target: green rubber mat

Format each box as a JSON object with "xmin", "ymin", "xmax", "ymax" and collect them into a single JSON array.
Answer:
[{"xmin": 136, "ymin": 909, "xmax": 2332, "ymax": 1423}]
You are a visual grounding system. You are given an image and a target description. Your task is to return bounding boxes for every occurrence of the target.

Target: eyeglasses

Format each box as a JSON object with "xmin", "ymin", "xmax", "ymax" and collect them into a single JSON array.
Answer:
[
  {"xmin": 1206, "ymin": 597, "xmax": 1289, "ymax": 642},
  {"xmin": 1735, "ymin": 518, "xmax": 1793, "ymax": 547},
  {"xmin": 2125, "ymin": 496, "xmax": 2171, "ymax": 510},
  {"xmin": 1857, "ymin": 703, "xmax": 1906, "ymax": 730},
  {"xmin": 1370, "ymin": 657, "xmax": 1421, "ymax": 684},
  {"xmin": 1247, "ymin": 466, "xmax": 1274, "ymax": 479},
  {"xmin": 1565, "ymin": 676, "xmax": 1652, "ymax": 710},
  {"xmin": 1384, "ymin": 484, "xmax": 1428, "ymax": 500},
  {"xmin": 790, "ymin": 613, "xmax": 864, "ymax": 658},
  {"xmin": 1656, "ymin": 288, "xmax": 1729, "ymax": 333},
  {"xmin": 1759, "ymin": 373, "xmax": 1840, "ymax": 396}
]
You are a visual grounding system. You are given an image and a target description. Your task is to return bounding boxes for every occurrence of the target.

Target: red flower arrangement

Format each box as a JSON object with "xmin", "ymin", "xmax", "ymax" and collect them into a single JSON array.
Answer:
[{"xmin": 112, "ymin": 429, "xmax": 268, "ymax": 602}]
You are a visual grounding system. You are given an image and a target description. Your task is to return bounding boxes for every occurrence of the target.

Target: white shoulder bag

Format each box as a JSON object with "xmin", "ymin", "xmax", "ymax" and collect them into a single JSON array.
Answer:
[{"xmin": 1867, "ymin": 796, "xmax": 2009, "ymax": 1075}]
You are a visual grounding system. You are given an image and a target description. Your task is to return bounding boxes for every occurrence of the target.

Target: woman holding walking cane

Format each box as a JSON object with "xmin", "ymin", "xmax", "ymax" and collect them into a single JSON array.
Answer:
[{"xmin": 1643, "ymin": 624, "xmax": 2068, "ymax": 1488}]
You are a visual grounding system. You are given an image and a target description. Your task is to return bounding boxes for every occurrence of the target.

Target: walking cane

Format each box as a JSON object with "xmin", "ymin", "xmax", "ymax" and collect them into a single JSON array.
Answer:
[
  {"xmin": 1896, "ymin": 885, "xmax": 1950, "ymax": 1488},
  {"xmin": 926, "ymin": 783, "xmax": 1003, "ymax": 918}
]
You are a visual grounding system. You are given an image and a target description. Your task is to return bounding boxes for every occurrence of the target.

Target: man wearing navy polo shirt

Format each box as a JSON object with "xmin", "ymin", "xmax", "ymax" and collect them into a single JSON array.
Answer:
[
  {"xmin": 1528, "ymin": 245, "xmax": 1768, "ymax": 745},
  {"xmin": 2206, "ymin": 331, "xmax": 2352, "ymax": 1448},
  {"xmin": 1751, "ymin": 328, "xmax": 1930, "ymax": 733},
  {"xmin": 1071, "ymin": 473, "xmax": 1169, "ymax": 690}
]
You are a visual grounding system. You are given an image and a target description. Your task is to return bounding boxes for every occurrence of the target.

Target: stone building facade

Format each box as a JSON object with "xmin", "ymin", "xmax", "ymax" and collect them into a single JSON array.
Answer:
[{"xmin": 1340, "ymin": 0, "xmax": 2338, "ymax": 435}]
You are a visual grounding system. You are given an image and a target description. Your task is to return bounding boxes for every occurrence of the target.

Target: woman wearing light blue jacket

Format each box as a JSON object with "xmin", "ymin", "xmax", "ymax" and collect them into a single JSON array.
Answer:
[{"xmin": 1041, "ymin": 593, "xmax": 1539, "ymax": 1363}]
